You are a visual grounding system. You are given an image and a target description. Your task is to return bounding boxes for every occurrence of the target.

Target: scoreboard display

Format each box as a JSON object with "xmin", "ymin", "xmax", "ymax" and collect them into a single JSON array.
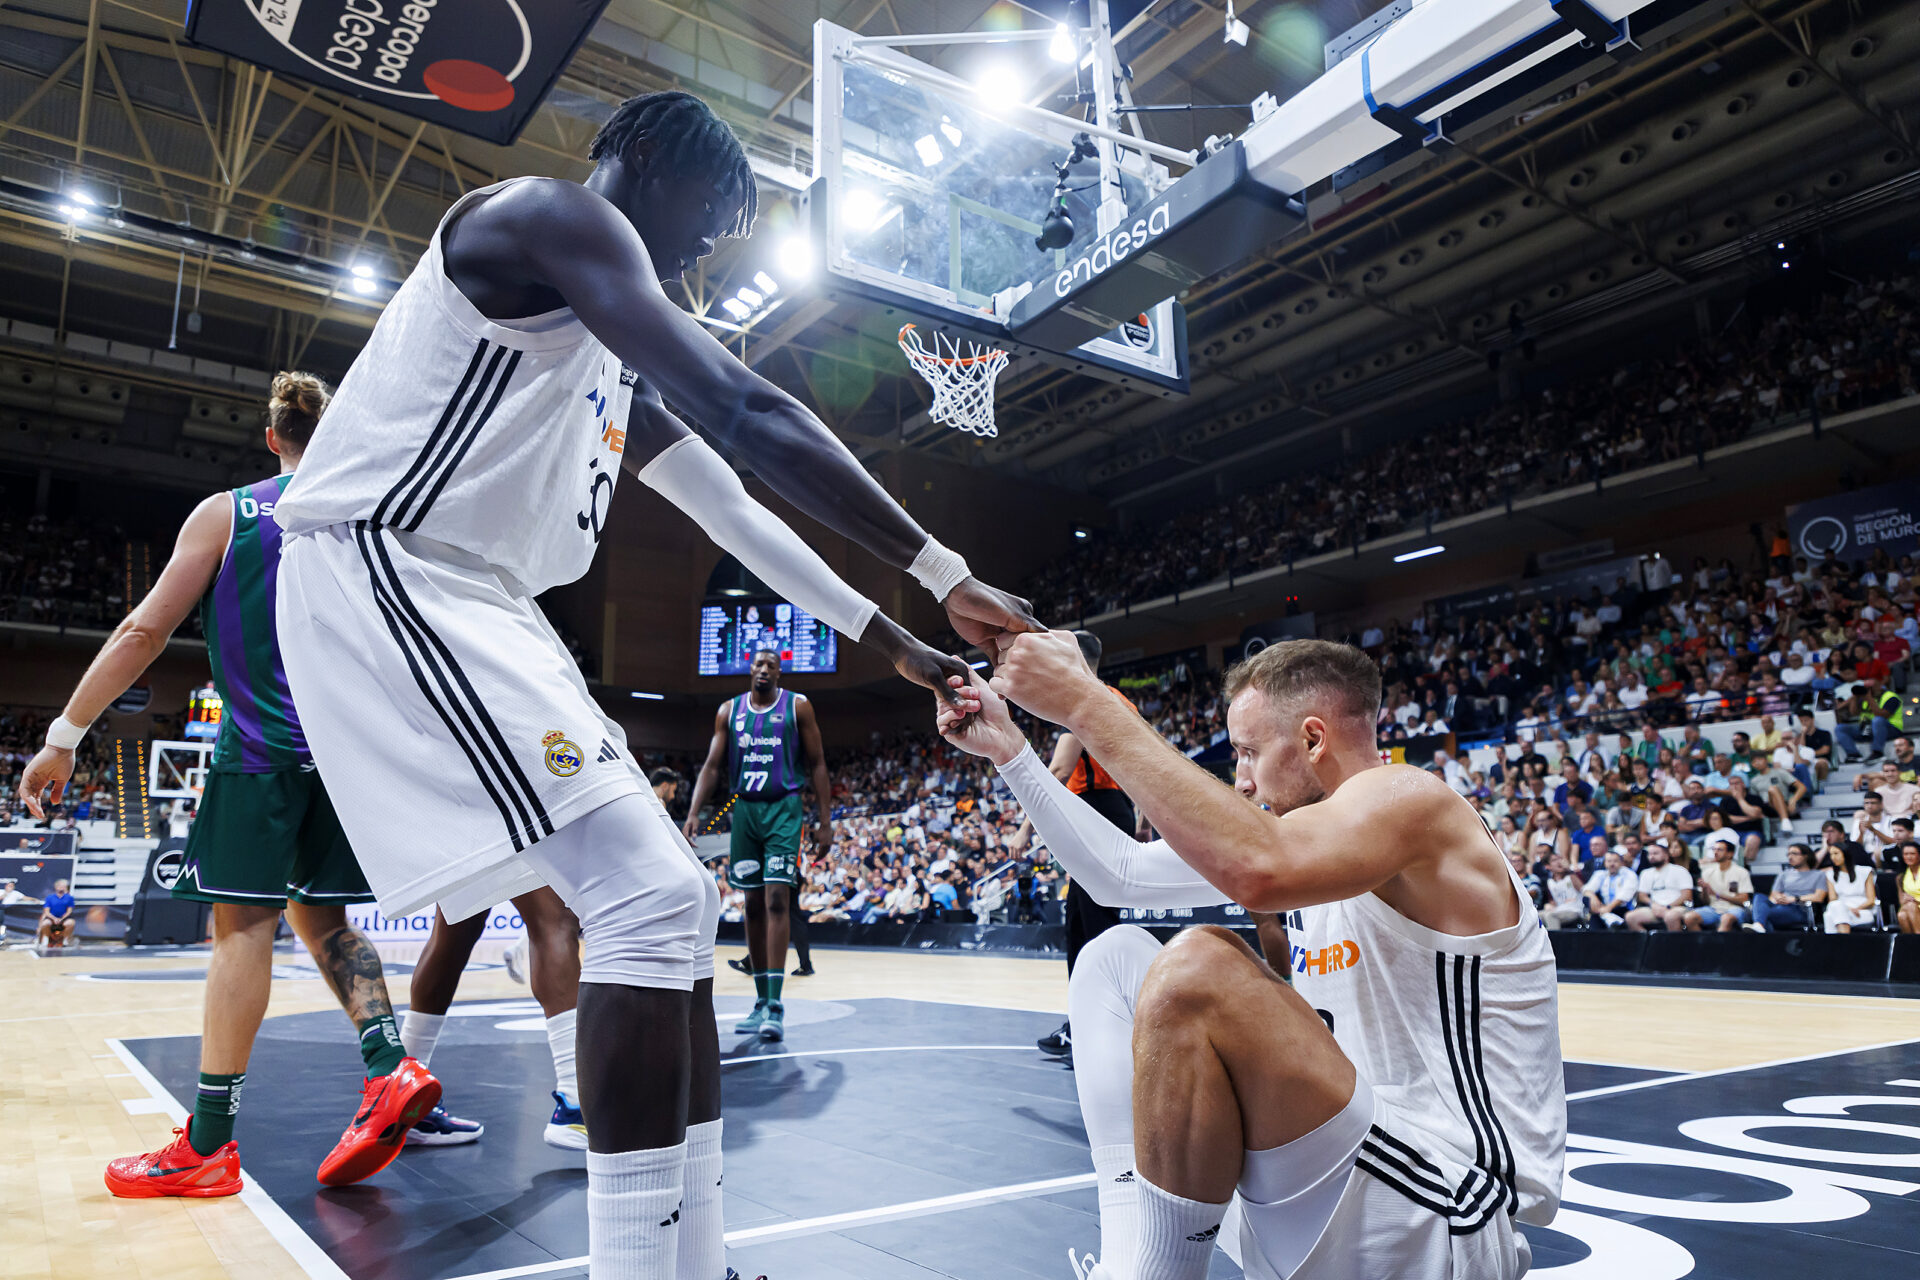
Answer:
[
  {"xmin": 697, "ymin": 599, "xmax": 838, "ymax": 676},
  {"xmin": 185, "ymin": 684, "xmax": 224, "ymax": 741}
]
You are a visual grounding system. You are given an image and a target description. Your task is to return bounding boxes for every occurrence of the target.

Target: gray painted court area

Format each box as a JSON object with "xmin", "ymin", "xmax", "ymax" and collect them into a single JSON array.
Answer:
[{"xmin": 119, "ymin": 996, "xmax": 1920, "ymax": 1279}]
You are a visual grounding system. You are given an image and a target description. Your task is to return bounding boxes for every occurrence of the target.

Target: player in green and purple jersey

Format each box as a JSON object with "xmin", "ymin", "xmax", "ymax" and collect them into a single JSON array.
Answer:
[
  {"xmin": 18, "ymin": 374, "xmax": 452, "ymax": 1198},
  {"xmin": 684, "ymin": 647, "xmax": 832, "ymax": 1042}
]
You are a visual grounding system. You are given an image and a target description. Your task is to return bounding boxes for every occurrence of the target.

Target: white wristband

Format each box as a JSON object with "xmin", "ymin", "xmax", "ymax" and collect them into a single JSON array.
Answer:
[
  {"xmin": 908, "ymin": 536, "xmax": 970, "ymax": 602},
  {"xmin": 46, "ymin": 715, "xmax": 90, "ymax": 751}
]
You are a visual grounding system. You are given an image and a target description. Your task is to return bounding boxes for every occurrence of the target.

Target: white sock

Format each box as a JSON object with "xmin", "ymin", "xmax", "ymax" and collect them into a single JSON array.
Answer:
[
  {"xmin": 546, "ymin": 1008, "xmax": 579, "ymax": 1104},
  {"xmin": 1091, "ymin": 1143, "xmax": 1141, "ymax": 1278},
  {"xmin": 400, "ymin": 1010, "xmax": 445, "ymax": 1068},
  {"xmin": 676, "ymin": 1119, "xmax": 726, "ymax": 1280},
  {"xmin": 1136, "ymin": 1174, "xmax": 1228, "ymax": 1280},
  {"xmin": 587, "ymin": 1142, "xmax": 685, "ymax": 1279}
]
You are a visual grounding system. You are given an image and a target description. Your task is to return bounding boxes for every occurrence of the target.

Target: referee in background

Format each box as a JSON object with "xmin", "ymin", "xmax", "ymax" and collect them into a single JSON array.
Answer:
[{"xmin": 1016, "ymin": 630, "xmax": 1137, "ymax": 1063}]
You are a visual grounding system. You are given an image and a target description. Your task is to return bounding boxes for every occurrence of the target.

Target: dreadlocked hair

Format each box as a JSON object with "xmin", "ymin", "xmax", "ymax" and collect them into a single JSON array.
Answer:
[{"xmin": 588, "ymin": 91, "xmax": 757, "ymax": 236}]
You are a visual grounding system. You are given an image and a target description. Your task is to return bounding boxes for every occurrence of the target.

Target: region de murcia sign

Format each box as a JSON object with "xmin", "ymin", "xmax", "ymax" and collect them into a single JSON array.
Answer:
[{"xmin": 185, "ymin": 0, "xmax": 611, "ymax": 145}]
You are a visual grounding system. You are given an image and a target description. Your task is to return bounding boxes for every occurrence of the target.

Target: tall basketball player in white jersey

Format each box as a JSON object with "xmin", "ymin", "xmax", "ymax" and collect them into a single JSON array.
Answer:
[
  {"xmin": 938, "ymin": 636, "xmax": 1564, "ymax": 1280},
  {"xmin": 272, "ymin": 90, "xmax": 1039, "ymax": 1278}
]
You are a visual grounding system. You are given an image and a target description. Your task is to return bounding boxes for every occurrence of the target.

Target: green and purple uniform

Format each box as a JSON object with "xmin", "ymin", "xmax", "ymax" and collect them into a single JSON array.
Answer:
[
  {"xmin": 174, "ymin": 475, "xmax": 373, "ymax": 905},
  {"xmin": 725, "ymin": 689, "xmax": 805, "ymax": 890}
]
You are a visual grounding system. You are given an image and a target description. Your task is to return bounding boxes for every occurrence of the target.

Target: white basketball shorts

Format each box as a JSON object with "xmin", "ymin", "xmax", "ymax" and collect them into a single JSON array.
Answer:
[
  {"xmin": 1230, "ymin": 1088, "xmax": 1530, "ymax": 1280},
  {"xmin": 277, "ymin": 521, "xmax": 650, "ymax": 922}
]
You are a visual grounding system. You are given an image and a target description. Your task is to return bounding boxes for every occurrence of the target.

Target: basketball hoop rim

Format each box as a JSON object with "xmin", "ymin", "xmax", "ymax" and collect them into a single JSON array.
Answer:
[{"xmin": 898, "ymin": 323, "xmax": 1007, "ymax": 367}]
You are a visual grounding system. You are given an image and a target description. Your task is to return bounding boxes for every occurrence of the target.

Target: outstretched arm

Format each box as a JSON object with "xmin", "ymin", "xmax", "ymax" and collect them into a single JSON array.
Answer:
[
  {"xmin": 983, "ymin": 630, "xmax": 1468, "ymax": 913},
  {"xmin": 18, "ymin": 495, "xmax": 229, "ymax": 818},
  {"xmin": 496, "ymin": 181, "xmax": 1041, "ymax": 646},
  {"xmin": 997, "ymin": 746, "xmax": 1230, "ymax": 910},
  {"xmin": 938, "ymin": 675, "xmax": 1227, "ymax": 910}
]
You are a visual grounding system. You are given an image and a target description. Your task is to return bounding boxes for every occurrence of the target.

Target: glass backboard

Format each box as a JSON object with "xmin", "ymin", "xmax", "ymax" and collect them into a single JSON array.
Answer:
[{"xmin": 810, "ymin": 21, "xmax": 1189, "ymax": 395}]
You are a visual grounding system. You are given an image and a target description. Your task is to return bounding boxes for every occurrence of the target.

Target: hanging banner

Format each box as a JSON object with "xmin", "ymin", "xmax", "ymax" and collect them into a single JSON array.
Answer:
[
  {"xmin": 184, "ymin": 0, "xmax": 611, "ymax": 145},
  {"xmin": 1787, "ymin": 481, "xmax": 1920, "ymax": 562}
]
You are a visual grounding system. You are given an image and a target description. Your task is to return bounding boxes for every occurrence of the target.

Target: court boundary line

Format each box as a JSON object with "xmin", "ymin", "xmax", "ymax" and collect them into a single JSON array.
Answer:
[
  {"xmin": 1562, "ymin": 1056, "xmax": 1688, "ymax": 1074},
  {"xmin": 1566, "ymin": 1035, "xmax": 1920, "ymax": 1101},
  {"xmin": 105, "ymin": 1036, "xmax": 353, "ymax": 1280}
]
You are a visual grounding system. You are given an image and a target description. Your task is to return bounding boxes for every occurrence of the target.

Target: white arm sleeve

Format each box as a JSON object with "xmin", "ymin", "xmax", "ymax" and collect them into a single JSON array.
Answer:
[
  {"xmin": 639, "ymin": 435, "xmax": 879, "ymax": 641},
  {"xmin": 998, "ymin": 745, "xmax": 1230, "ymax": 910}
]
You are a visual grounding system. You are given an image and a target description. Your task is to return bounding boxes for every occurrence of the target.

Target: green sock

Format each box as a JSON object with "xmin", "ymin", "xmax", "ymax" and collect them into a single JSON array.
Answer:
[
  {"xmin": 752, "ymin": 970, "xmax": 768, "ymax": 1002},
  {"xmin": 357, "ymin": 1014, "xmax": 406, "ymax": 1078},
  {"xmin": 190, "ymin": 1071, "xmax": 245, "ymax": 1156},
  {"xmin": 764, "ymin": 972, "xmax": 784, "ymax": 1005}
]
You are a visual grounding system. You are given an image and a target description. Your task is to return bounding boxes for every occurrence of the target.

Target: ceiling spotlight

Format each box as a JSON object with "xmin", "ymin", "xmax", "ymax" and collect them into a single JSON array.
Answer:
[
  {"xmin": 975, "ymin": 63, "xmax": 1024, "ymax": 107},
  {"xmin": 842, "ymin": 186, "xmax": 888, "ymax": 230},
  {"xmin": 777, "ymin": 234, "xmax": 813, "ymax": 280},
  {"xmin": 939, "ymin": 116, "xmax": 963, "ymax": 147},
  {"xmin": 1049, "ymin": 22, "xmax": 1075, "ymax": 63},
  {"xmin": 350, "ymin": 262, "xmax": 374, "ymax": 279},
  {"xmin": 914, "ymin": 134, "xmax": 944, "ymax": 166},
  {"xmin": 720, "ymin": 297, "xmax": 752, "ymax": 320},
  {"xmin": 350, "ymin": 276, "xmax": 376, "ymax": 296},
  {"xmin": 735, "ymin": 287, "xmax": 764, "ymax": 308},
  {"xmin": 1073, "ymin": 526, "xmax": 1090, "ymax": 540},
  {"xmin": 753, "ymin": 270, "xmax": 778, "ymax": 296}
]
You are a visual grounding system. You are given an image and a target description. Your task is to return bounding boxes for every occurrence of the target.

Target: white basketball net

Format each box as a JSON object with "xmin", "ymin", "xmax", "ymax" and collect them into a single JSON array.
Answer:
[{"xmin": 898, "ymin": 324, "xmax": 1009, "ymax": 438}]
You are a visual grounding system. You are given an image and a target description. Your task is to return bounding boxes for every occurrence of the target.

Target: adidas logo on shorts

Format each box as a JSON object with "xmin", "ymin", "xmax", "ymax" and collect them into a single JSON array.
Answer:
[{"xmin": 596, "ymin": 739, "xmax": 619, "ymax": 763}]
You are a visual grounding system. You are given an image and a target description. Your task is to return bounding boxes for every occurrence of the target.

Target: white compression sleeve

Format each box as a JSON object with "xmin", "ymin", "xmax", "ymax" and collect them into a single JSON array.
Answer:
[
  {"xmin": 997, "ymin": 747, "xmax": 1230, "ymax": 910},
  {"xmin": 640, "ymin": 435, "xmax": 879, "ymax": 641}
]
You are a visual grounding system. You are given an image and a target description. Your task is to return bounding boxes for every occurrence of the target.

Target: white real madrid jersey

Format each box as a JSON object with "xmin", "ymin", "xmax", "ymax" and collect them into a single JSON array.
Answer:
[
  {"xmin": 276, "ymin": 178, "xmax": 635, "ymax": 595},
  {"xmin": 1286, "ymin": 863, "xmax": 1566, "ymax": 1230}
]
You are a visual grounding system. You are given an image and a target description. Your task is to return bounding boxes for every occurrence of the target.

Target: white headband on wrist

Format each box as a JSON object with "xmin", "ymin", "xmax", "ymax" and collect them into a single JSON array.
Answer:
[
  {"xmin": 908, "ymin": 536, "xmax": 970, "ymax": 602},
  {"xmin": 46, "ymin": 715, "xmax": 90, "ymax": 751}
]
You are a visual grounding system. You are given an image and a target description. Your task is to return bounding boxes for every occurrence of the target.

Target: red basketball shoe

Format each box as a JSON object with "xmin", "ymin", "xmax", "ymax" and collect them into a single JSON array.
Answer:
[
  {"xmin": 104, "ymin": 1121, "xmax": 242, "ymax": 1198},
  {"xmin": 316, "ymin": 1057, "xmax": 441, "ymax": 1187}
]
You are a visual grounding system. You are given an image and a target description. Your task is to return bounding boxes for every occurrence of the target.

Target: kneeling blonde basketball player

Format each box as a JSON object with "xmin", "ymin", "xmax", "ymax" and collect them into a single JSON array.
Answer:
[{"xmin": 939, "ymin": 636, "xmax": 1564, "ymax": 1280}]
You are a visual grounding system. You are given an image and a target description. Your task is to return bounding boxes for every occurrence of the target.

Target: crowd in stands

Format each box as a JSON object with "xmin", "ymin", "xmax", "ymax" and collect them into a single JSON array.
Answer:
[
  {"xmin": 0, "ymin": 516, "xmax": 128, "ymax": 631},
  {"xmin": 0, "ymin": 706, "xmax": 118, "ymax": 828},
  {"xmin": 692, "ymin": 540, "xmax": 1920, "ymax": 937},
  {"xmin": 1359, "ymin": 544, "xmax": 1917, "ymax": 743},
  {"xmin": 1026, "ymin": 270, "xmax": 1919, "ymax": 621}
]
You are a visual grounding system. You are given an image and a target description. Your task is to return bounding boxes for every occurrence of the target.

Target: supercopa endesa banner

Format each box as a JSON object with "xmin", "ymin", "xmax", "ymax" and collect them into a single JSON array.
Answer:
[{"xmin": 184, "ymin": 0, "xmax": 611, "ymax": 145}]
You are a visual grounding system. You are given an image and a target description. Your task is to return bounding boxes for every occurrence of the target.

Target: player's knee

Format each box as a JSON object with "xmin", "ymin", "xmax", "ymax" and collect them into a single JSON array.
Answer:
[
  {"xmin": 1071, "ymin": 924, "xmax": 1159, "ymax": 995},
  {"xmin": 1070, "ymin": 923, "xmax": 1160, "ymax": 1025},
  {"xmin": 576, "ymin": 846, "xmax": 710, "ymax": 986},
  {"xmin": 1136, "ymin": 925, "xmax": 1255, "ymax": 1028},
  {"xmin": 765, "ymin": 884, "xmax": 791, "ymax": 918}
]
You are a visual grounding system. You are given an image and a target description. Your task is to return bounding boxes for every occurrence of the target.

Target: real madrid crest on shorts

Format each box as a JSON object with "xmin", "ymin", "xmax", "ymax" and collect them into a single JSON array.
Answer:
[{"xmin": 542, "ymin": 730, "xmax": 584, "ymax": 778}]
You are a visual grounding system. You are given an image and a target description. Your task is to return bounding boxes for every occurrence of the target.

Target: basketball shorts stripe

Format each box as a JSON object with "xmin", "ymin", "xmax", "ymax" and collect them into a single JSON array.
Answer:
[{"xmin": 277, "ymin": 522, "xmax": 645, "ymax": 920}]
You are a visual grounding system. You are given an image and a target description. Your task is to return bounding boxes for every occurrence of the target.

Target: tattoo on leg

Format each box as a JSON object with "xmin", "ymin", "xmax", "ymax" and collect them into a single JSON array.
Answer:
[{"xmin": 319, "ymin": 927, "xmax": 394, "ymax": 1023}]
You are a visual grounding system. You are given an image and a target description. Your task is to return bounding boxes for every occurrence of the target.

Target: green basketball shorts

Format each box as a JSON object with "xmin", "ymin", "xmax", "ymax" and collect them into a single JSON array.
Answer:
[
  {"xmin": 172, "ymin": 766, "xmax": 375, "ymax": 906},
  {"xmin": 726, "ymin": 793, "xmax": 804, "ymax": 890}
]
